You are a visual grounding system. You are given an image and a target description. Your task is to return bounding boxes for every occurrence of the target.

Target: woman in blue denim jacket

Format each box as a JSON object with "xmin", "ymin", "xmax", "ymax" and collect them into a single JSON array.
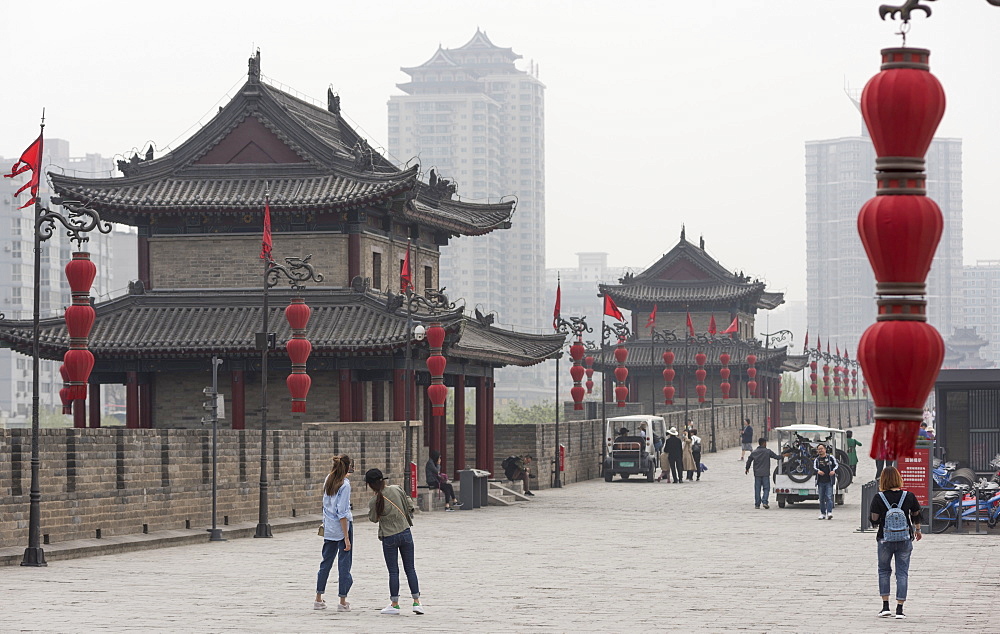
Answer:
[
  {"xmin": 366, "ymin": 468, "xmax": 423, "ymax": 616},
  {"xmin": 314, "ymin": 455, "xmax": 353, "ymax": 612}
]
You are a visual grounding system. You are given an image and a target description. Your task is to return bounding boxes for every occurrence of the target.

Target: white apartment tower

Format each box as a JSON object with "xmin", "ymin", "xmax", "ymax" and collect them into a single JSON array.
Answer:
[
  {"xmin": 963, "ymin": 261, "xmax": 1000, "ymax": 367},
  {"xmin": 389, "ymin": 30, "xmax": 548, "ymax": 403},
  {"xmin": 805, "ymin": 121, "xmax": 963, "ymax": 351}
]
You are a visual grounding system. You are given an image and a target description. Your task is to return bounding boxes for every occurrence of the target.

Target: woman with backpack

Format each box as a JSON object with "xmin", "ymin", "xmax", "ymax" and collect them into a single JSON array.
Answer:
[
  {"xmin": 685, "ymin": 429, "xmax": 702, "ymax": 481},
  {"xmin": 314, "ymin": 455, "xmax": 353, "ymax": 612},
  {"xmin": 868, "ymin": 466, "xmax": 923, "ymax": 620},
  {"xmin": 365, "ymin": 468, "xmax": 424, "ymax": 616}
]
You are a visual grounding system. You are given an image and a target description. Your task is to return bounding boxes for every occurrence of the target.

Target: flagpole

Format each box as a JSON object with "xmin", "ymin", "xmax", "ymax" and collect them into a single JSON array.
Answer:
[
  {"xmin": 23, "ymin": 115, "xmax": 46, "ymax": 567},
  {"xmin": 601, "ymin": 315, "xmax": 607, "ymax": 471},
  {"xmin": 256, "ymin": 191, "xmax": 273, "ymax": 538}
]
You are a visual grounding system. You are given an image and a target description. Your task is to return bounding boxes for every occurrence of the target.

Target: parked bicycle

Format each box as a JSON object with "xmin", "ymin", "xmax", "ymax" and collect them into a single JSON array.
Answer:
[
  {"xmin": 930, "ymin": 480, "xmax": 1000, "ymax": 533},
  {"xmin": 932, "ymin": 459, "xmax": 977, "ymax": 491}
]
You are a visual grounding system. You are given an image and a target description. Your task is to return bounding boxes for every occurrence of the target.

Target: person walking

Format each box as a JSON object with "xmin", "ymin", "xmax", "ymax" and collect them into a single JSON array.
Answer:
[
  {"xmin": 745, "ymin": 438, "xmax": 782, "ymax": 509},
  {"xmin": 658, "ymin": 427, "xmax": 684, "ymax": 483},
  {"xmin": 365, "ymin": 468, "xmax": 424, "ymax": 616},
  {"xmin": 814, "ymin": 443, "xmax": 839, "ymax": 520},
  {"xmin": 682, "ymin": 430, "xmax": 697, "ymax": 481},
  {"xmin": 315, "ymin": 455, "xmax": 353, "ymax": 612},
  {"xmin": 869, "ymin": 466, "xmax": 922, "ymax": 619},
  {"xmin": 686, "ymin": 429, "xmax": 703, "ymax": 481},
  {"xmin": 739, "ymin": 419, "xmax": 754, "ymax": 461},
  {"xmin": 846, "ymin": 430, "xmax": 863, "ymax": 476}
]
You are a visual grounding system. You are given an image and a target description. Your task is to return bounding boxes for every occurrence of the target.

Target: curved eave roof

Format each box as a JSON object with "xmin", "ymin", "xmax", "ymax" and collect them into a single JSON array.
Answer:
[
  {"xmin": 409, "ymin": 195, "xmax": 514, "ymax": 236},
  {"xmin": 599, "ymin": 282, "xmax": 782, "ymax": 310},
  {"xmin": 592, "ymin": 341, "xmax": 790, "ymax": 370},
  {"xmin": 0, "ymin": 290, "xmax": 554, "ymax": 366}
]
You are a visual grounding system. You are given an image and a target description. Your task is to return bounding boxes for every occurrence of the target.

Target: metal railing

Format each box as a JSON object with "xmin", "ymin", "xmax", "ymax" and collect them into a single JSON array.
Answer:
[{"xmin": 858, "ymin": 479, "xmax": 879, "ymax": 532}]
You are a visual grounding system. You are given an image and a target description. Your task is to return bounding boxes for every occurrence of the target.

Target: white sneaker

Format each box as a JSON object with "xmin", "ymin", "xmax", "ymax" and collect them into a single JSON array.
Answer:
[
  {"xmin": 337, "ymin": 602, "xmax": 351, "ymax": 612},
  {"xmin": 313, "ymin": 601, "xmax": 327, "ymax": 610},
  {"xmin": 412, "ymin": 601, "xmax": 425, "ymax": 615},
  {"xmin": 381, "ymin": 605, "xmax": 401, "ymax": 615},
  {"xmin": 818, "ymin": 514, "xmax": 826, "ymax": 520},
  {"xmin": 827, "ymin": 513, "xmax": 833, "ymax": 520}
]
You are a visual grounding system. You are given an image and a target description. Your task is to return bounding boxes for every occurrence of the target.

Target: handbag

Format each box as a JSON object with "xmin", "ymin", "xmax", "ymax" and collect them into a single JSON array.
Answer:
[{"xmin": 317, "ymin": 524, "xmax": 324, "ymax": 537}]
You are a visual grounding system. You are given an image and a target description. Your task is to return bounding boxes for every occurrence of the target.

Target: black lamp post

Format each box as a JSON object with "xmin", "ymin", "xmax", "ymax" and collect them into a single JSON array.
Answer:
[
  {"xmin": 256, "ymin": 254, "xmax": 323, "ymax": 539},
  {"xmin": 553, "ymin": 316, "xmax": 590, "ymax": 488},
  {"xmin": 22, "ymin": 197, "xmax": 111, "ymax": 566},
  {"xmin": 761, "ymin": 330, "xmax": 793, "ymax": 437}
]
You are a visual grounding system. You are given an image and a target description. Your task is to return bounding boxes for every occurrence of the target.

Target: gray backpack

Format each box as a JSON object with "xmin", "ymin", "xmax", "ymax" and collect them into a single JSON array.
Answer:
[{"xmin": 879, "ymin": 491, "xmax": 911, "ymax": 542}]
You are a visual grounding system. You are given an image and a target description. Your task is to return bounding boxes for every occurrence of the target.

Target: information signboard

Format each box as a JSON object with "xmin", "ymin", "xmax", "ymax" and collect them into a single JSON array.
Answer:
[{"xmin": 899, "ymin": 445, "xmax": 931, "ymax": 507}]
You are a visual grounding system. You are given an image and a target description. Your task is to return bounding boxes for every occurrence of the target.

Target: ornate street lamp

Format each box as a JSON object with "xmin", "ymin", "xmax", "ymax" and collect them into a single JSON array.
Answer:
[
  {"xmin": 553, "ymin": 316, "xmax": 590, "ymax": 488},
  {"xmin": 256, "ymin": 253, "xmax": 324, "ymax": 539},
  {"xmin": 21, "ymin": 196, "xmax": 111, "ymax": 567},
  {"xmin": 602, "ymin": 321, "xmax": 631, "ymax": 410}
]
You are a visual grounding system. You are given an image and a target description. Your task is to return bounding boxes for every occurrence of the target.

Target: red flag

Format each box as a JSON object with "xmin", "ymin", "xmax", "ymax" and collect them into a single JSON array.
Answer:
[
  {"xmin": 401, "ymin": 242, "xmax": 413, "ymax": 293},
  {"xmin": 804, "ymin": 330, "xmax": 809, "ymax": 350},
  {"xmin": 552, "ymin": 278, "xmax": 561, "ymax": 331},
  {"xmin": 721, "ymin": 316, "xmax": 738, "ymax": 335},
  {"xmin": 836, "ymin": 344, "xmax": 840, "ymax": 357},
  {"xmin": 826, "ymin": 341, "xmax": 830, "ymax": 354},
  {"xmin": 260, "ymin": 199, "xmax": 272, "ymax": 260},
  {"xmin": 645, "ymin": 304, "xmax": 658, "ymax": 330},
  {"xmin": 686, "ymin": 311, "xmax": 695, "ymax": 337},
  {"xmin": 603, "ymin": 295, "xmax": 624, "ymax": 321},
  {"xmin": 4, "ymin": 133, "xmax": 43, "ymax": 209},
  {"xmin": 708, "ymin": 315, "xmax": 717, "ymax": 335},
  {"xmin": 817, "ymin": 335, "xmax": 822, "ymax": 352}
]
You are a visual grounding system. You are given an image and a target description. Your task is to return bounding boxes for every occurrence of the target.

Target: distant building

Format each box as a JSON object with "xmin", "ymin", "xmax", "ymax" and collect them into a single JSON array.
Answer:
[
  {"xmin": 390, "ymin": 30, "xmax": 547, "ymax": 404},
  {"xmin": 0, "ymin": 139, "xmax": 129, "ymax": 426},
  {"xmin": 962, "ymin": 260, "xmax": 1000, "ymax": 367},
  {"xmin": 805, "ymin": 127, "xmax": 963, "ymax": 351},
  {"xmin": 546, "ymin": 252, "xmax": 633, "ymax": 323}
]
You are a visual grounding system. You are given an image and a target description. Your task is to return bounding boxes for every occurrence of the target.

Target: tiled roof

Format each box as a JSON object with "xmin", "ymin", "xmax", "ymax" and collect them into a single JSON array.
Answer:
[
  {"xmin": 599, "ymin": 281, "xmax": 782, "ymax": 310},
  {"xmin": 409, "ymin": 193, "xmax": 513, "ymax": 236},
  {"xmin": 0, "ymin": 289, "xmax": 561, "ymax": 367},
  {"xmin": 592, "ymin": 340, "xmax": 790, "ymax": 370}
]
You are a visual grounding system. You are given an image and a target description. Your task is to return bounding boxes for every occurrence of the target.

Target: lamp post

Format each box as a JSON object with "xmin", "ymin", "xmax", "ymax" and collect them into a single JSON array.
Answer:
[
  {"xmin": 553, "ymin": 316, "xmax": 590, "ymax": 488},
  {"xmin": 385, "ymin": 286, "xmax": 458, "ymax": 495},
  {"xmin": 22, "ymin": 197, "xmax": 111, "ymax": 567},
  {"xmin": 761, "ymin": 330, "xmax": 793, "ymax": 436},
  {"xmin": 256, "ymin": 254, "xmax": 324, "ymax": 539}
]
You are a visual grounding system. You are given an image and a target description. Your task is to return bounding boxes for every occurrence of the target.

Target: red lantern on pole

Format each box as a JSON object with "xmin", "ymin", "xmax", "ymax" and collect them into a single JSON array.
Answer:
[
  {"xmin": 809, "ymin": 360, "xmax": 818, "ymax": 396},
  {"xmin": 822, "ymin": 361, "xmax": 830, "ymax": 397},
  {"xmin": 425, "ymin": 322, "xmax": 447, "ymax": 414},
  {"xmin": 719, "ymin": 352, "xmax": 731, "ymax": 399},
  {"xmin": 614, "ymin": 338, "xmax": 628, "ymax": 407},
  {"xmin": 746, "ymin": 353, "xmax": 758, "ymax": 398},
  {"xmin": 662, "ymin": 350, "xmax": 675, "ymax": 404},
  {"xmin": 285, "ymin": 297, "xmax": 312, "ymax": 412},
  {"xmin": 858, "ymin": 47, "xmax": 947, "ymax": 460},
  {"xmin": 694, "ymin": 352, "xmax": 707, "ymax": 403},
  {"xmin": 58, "ymin": 364, "xmax": 72, "ymax": 415},
  {"xmin": 584, "ymin": 354, "xmax": 595, "ymax": 394},
  {"xmin": 63, "ymin": 252, "xmax": 97, "ymax": 400},
  {"xmin": 833, "ymin": 364, "xmax": 842, "ymax": 396},
  {"xmin": 569, "ymin": 338, "xmax": 586, "ymax": 411}
]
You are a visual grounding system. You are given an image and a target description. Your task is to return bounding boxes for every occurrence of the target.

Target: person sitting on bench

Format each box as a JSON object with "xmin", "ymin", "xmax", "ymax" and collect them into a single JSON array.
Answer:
[
  {"xmin": 502, "ymin": 455, "xmax": 535, "ymax": 497},
  {"xmin": 425, "ymin": 450, "xmax": 461, "ymax": 511}
]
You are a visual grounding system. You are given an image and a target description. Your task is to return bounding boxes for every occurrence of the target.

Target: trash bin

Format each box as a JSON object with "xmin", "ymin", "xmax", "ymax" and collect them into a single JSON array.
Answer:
[{"xmin": 459, "ymin": 469, "xmax": 490, "ymax": 509}]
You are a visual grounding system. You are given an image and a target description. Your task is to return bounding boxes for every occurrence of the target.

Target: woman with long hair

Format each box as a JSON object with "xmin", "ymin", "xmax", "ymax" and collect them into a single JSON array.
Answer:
[
  {"xmin": 314, "ymin": 455, "xmax": 353, "ymax": 612},
  {"xmin": 869, "ymin": 466, "xmax": 922, "ymax": 619},
  {"xmin": 365, "ymin": 468, "xmax": 423, "ymax": 616}
]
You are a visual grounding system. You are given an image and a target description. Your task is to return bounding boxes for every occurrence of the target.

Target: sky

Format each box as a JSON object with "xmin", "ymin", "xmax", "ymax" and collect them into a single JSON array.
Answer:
[{"xmin": 3, "ymin": 0, "xmax": 998, "ymax": 305}]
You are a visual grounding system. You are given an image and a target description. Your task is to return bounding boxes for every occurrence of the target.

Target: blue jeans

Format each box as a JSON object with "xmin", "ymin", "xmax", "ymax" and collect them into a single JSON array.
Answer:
[
  {"xmin": 754, "ymin": 476, "xmax": 770, "ymax": 507},
  {"xmin": 316, "ymin": 523, "xmax": 353, "ymax": 598},
  {"xmin": 817, "ymin": 481, "xmax": 834, "ymax": 515},
  {"xmin": 382, "ymin": 528, "xmax": 420, "ymax": 602},
  {"xmin": 878, "ymin": 539, "xmax": 913, "ymax": 600}
]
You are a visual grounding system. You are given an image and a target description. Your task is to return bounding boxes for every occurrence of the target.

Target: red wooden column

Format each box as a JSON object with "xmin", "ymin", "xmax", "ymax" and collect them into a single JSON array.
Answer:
[
  {"xmin": 72, "ymin": 399, "xmax": 86, "ymax": 428},
  {"xmin": 231, "ymin": 370, "xmax": 245, "ymax": 430},
  {"xmin": 347, "ymin": 231, "xmax": 361, "ymax": 284},
  {"xmin": 423, "ymin": 390, "xmax": 432, "ymax": 448},
  {"xmin": 137, "ymin": 235, "xmax": 151, "ymax": 289},
  {"xmin": 352, "ymin": 380, "xmax": 365, "ymax": 422},
  {"xmin": 88, "ymin": 383, "xmax": 101, "ymax": 428},
  {"xmin": 475, "ymin": 376, "xmax": 488, "ymax": 470},
  {"xmin": 126, "ymin": 371, "xmax": 139, "ymax": 429},
  {"xmin": 139, "ymin": 380, "xmax": 153, "ymax": 428},
  {"xmin": 339, "ymin": 369, "xmax": 353, "ymax": 422},
  {"xmin": 453, "ymin": 375, "xmax": 466, "ymax": 479},
  {"xmin": 438, "ymin": 379, "xmax": 448, "ymax": 476},
  {"xmin": 392, "ymin": 369, "xmax": 405, "ymax": 420}
]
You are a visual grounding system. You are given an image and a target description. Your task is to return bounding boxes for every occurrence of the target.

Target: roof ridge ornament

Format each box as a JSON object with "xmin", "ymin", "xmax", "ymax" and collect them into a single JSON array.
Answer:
[
  {"xmin": 248, "ymin": 49, "xmax": 261, "ymax": 84},
  {"xmin": 327, "ymin": 87, "xmax": 340, "ymax": 115}
]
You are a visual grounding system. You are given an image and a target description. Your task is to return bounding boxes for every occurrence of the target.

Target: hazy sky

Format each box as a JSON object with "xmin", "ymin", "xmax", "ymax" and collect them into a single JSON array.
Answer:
[{"xmin": 3, "ymin": 1, "xmax": 998, "ymax": 304}]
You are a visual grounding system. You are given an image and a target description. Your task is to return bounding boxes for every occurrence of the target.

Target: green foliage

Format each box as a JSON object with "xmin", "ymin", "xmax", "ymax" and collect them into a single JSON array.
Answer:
[
  {"xmin": 494, "ymin": 401, "xmax": 556, "ymax": 425},
  {"xmin": 781, "ymin": 373, "xmax": 803, "ymax": 402}
]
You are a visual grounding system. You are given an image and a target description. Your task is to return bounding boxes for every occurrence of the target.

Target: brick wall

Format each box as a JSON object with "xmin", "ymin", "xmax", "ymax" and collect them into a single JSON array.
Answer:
[{"xmin": 0, "ymin": 423, "xmax": 418, "ymax": 549}]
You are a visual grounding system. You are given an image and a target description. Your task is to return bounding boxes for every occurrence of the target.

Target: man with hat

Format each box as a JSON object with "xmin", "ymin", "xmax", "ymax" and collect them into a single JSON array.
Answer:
[{"xmin": 658, "ymin": 427, "xmax": 684, "ymax": 483}]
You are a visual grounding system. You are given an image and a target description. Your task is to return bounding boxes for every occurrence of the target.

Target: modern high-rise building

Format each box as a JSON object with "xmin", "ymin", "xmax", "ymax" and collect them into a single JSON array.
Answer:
[
  {"xmin": 962, "ymin": 261, "xmax": 1000, "ymax": 367},
  {"xmin": 805, "ymin": 120, "xmax": 963, "ymax": 352},
  {"xmin": 0, "ymin": 139, "xmax": 131, "ymax": 426},
  {"xmin": 390, "ymin": 30, "xmax": 547, "ymax": 403}
]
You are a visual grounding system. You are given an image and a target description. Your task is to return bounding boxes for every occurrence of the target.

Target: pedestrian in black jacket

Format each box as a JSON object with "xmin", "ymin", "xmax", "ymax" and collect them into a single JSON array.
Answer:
[
  {"xmin": 740, "ymin": 419, "xmax": 754, "ymax": 460},
  {"xmin": 745, "ymin": 438, "xmax": 782, "ymax": 509},
  {"xmin": 658, "ymin": 427, "xmax": 684, "ymax": 483}
]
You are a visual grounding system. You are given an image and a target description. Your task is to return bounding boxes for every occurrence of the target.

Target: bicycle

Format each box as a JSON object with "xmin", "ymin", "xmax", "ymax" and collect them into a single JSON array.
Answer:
[{"xmin": 930, "ymin": 480, "xmax": 1000, "ymax": 533}]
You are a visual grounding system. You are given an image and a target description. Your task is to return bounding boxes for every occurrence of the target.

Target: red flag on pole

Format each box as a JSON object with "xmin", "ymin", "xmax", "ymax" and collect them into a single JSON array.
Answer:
[
  {"xmin": 645, "ymin": 304, "xmax": 657, "ymax": 330},
  {"xmin": 259, "ymin": 198, "xmax": 272, "ymax": 260},
  {"xmin": 401, "ymin": 242, "xmax": 413, "ymax": 293},
  {"xmin": 804, "ymin": 330, "xmax": 809, "ymax": 350},
  {"xmin": 603, "ymin": 295, "xmax": 624, "ymax": 322},
  {"xmin": 4, "ymin": 133, "xmax": 43, "ymax": 209},
  {"xmin": 721, "ymin": 316, "xmax": 738, "ymax": 335},
  {"xmin": 708, "ymin": 315, "xmax": 717, "ymax": 335},
  {"xmin": 827, "ymin": 341, "xmax": 830, "ymax": 354},
  {"xmin": 553, "ymin": 276, "xmax": 561, "ymax": 331},
  {"xmin": 686, "ymin": 311, "xmax": 695, "ymax": 337},
  {"xmin": 817, "ymin": 335, "xmax": 822, "ymax": 352},
  {"xmin": 836, "ymin": 344, "xmax": 840, "ymax": 357}
]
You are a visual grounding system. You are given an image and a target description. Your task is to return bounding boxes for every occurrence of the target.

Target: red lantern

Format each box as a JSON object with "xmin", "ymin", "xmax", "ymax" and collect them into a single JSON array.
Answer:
[
  {"xmin": 719, "ymin": 352, "xmax": 731, "ymax": 399},
  {"xmin": 859, "ymin": 319, "xmax": 944, "ymax": 460},
  {"xmin": 694, "ymin": 352, "xmax": 707, "ymax": 403},
  {"xmin": 285, "ymin": 297, "xmax": 313, "ymax": 412},
  {"xmin": 696, "ymin": 384, "xmax": 707, "ymax": 401},
  {"xmin": 614, "ymin": 347, "xmax": 628, "ymax": 364},
  {"xmin": 65, "ymin": 252, "xmax": 97, "ymax": 294},
  {"xmin": 425, "ymin": 322, "xmax": 447, "ymax": 414},
  {"xmin": 746, "ymin": 353, "xmax": 758, "ymax": 398},
  {"xmin": 63, "ymin": 349, "xmax": 94, "ymax": 400},
  {"xmin": 63, "ymin": 252, "xmax": 97, "ymax": 399},
  {"xmin": 59, "ymin": 387, "xmax": 73, "ymax": 415},
  {"xmin": 662, "ymin": 349, "xmax": 674, "ymax": 405},
  {"xmin": 858, "ymin": 195, "xmax": 943, "ymax": 295},
  {"xmin": 615, "ymin": 340, "xmax": 629, "ymax": 407},
  {"xmin": 861, "ymin": 48, "xmax": 945, "ymax": 162},
  {"xmin": 720, "ymin": 381, "xmax": 731, "ymax": 399},
  {"xmin": 662, "ymin": 350, "xmax": 675, "ymax": 365},
  {"xmin": 584, "ymin": 355, "xmax": 595, "ymax": 394},
  {"xmin": 570, "ymin": 337, "xmax": 586, "ymax": 410},
  {"xmin": 614, "ymin": 385, "xmax": 628, "ymax": 406},
  {"xmin": 747, "ymin": 380, "xmax": 758, "ymax": 397},
  {"xmin": 663, "ymin": 385, "xmax": 675, "ymax": 403}
]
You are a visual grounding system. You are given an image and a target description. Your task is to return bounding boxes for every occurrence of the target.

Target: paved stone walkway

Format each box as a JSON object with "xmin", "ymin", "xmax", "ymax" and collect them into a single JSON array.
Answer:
[{"xmin": 2, "ymin": 422, "xmax": 996, "ymax": 632}]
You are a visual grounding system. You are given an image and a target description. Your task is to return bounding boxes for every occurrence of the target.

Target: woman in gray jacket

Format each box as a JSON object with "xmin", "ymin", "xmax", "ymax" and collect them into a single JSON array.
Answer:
[{"xmin": 366, "ymin": 468, "xmax": 423, "ymax": 616}]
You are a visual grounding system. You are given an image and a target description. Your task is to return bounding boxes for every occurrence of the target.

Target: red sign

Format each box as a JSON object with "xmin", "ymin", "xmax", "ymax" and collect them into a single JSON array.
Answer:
[
  {"xmin": 898, "ymin": 446, "xmax": 931, "ymax": 507},
  {"xmin": 409, "ymin": 462, "xmax": 418, "ymax": 498},
  {"xmin": 559, "ymin": 444, "xmax": 565, "ymax": 472}
]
